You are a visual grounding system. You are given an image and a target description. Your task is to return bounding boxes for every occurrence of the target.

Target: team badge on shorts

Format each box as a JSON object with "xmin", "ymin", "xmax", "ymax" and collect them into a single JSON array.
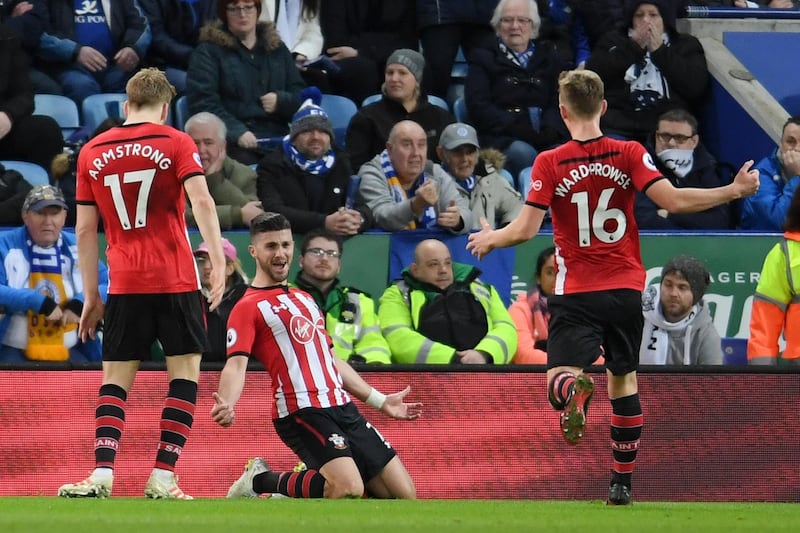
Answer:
[{"xmin": 328, "ymin": 433, "xmax": 347, "ymax": 450}]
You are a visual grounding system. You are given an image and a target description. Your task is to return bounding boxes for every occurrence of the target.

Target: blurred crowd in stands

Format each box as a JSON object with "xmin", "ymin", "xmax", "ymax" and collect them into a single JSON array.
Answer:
[{"xmin": 1, "ymin": 0, "xmax": 798, "ymax": 366}]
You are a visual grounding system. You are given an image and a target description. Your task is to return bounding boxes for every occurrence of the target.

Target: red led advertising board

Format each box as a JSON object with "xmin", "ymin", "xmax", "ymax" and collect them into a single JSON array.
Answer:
[{"xmin": 0, "ymin": 370, "xmax": 796, "ymax": 501}]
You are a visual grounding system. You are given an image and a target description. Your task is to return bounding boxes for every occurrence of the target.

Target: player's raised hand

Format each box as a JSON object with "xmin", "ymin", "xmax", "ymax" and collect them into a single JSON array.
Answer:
[
  {"xmin": 732, "ymin": 160, "xmax": 759, "ymax": 198},
  {"xmin": 211, "ymin": 392, "xmax": 236, "ymax": 427},
  {"xmin": 381, "ymin": 386, "xmax": 423, "ymax": 421},
  {"xmin": 466, "ymin": 217, "xmax": 494, "ymax": 260}
]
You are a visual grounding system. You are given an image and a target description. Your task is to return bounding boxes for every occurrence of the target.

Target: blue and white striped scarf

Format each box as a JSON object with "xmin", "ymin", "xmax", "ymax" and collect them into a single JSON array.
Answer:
[
  {"xmin": 380, "ymin": 149, "xmax": 437, "ymax": 229},
  {"xmin": 498, "ymin": 38, "xmax": 535, "ymax": 68},
  {"xmin": 283, "ymin": 136, "xmax": 336, "ymax": 175}
]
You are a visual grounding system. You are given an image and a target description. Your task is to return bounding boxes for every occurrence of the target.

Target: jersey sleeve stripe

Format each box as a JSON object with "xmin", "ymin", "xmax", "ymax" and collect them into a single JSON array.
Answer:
[
  {"xmin": 181, "ymin": 171, "xmax": 205, "ymax": 183},
  {"xmin": 640, "ymin": 175, "xmax": 666, "ymax": 195},
  {"xmin": 526, "ymin": 200, "xmax": 549, "ymax": 210}
]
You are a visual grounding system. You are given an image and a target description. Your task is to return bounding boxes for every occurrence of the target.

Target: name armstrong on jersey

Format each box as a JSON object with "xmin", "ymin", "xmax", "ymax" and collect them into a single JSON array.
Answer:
[
  {"xmin": 554, "ymin": 162, "xmax": 632, "ymax": 197},
  {"xmin": 87, "ymin": 142, "xmax": 173, "ymax": 179}
]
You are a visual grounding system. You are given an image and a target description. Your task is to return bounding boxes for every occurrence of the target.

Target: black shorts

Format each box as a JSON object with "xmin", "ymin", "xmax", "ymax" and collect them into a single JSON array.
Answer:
[
  {"xmin": 102, "ymin": 292, "xmax": 209, "ymax": 361},
  {"xmin": 546, "ymin": 289, "xmax": 643, "ymax": 376},
  {"xmin": 273, "ymin": 402, "xmax": 397, "ymax": 482}
]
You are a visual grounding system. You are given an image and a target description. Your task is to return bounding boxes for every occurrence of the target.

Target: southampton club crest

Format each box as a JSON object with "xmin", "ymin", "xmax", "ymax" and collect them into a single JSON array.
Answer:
[{"xmin": 328, "ymin": 433, "xmax": 347, "ymax": 450}]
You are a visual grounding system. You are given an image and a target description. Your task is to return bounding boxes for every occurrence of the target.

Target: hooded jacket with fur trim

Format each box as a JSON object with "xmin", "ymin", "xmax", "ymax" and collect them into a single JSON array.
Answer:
[{"xmin": 186, "ymin": 20, "xmax": 305, "ymax": 144}]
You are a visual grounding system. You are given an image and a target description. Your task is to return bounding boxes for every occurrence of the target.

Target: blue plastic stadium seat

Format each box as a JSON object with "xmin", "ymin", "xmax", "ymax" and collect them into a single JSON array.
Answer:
[
  {"xmin": 173, "ymin": 95, "xmax": 189, "ymax": 131},
  {"xmin": 320, "ymin": 94, "xmax": 358, "ymax": 148},
  {"xmin": 453, "ymin": 96, "xmax": 469, "ymax": 123},
  {"xmin": 1, "ymin": 160, "xmax": 50, "ymax": 186},
  {"xmin": 427, "ymin": 94, "xmax": 450, "ymax": 112},
  {"xmin": 518, "ymin": 166, "xmax": 532, "ymax": 196},
  {"xmin": 361, "ymin": 94, "xmax": 382, "ymax": 107},
  {"xmin": 34, "ymin": 94, "xmax": 81, "ymax": 140},
  {"xmin": 721, "ymin": 337, "xmax": 748, "ymax": 365},
  {"xmin": 81, "ymin": 93, "xmax": 127, "ymax": 133},
  {"xmin": 451, "ymin": 47, "xmax": 468, "ymax": 79},
  {"xmin": 447, "ymin": 83, "xmax": 464, "ymax": 112},
  {"xmin": 498, "ymin": 168, "xmax": 515, "ymax": 189}
]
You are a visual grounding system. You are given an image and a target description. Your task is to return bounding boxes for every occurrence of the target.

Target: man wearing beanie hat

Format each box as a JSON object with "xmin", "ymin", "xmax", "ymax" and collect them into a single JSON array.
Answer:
[
  {"xmin": 346, "ymin": 47, "xmax": 455, "ymax": 170},
  {"xmin": 639, "ymin": 254, "xmax": 722, "ymax": 365},
  {"xmin": 289, "ymin": 99, "xmax": 336, "ymax": 141},
  {"xmin": 256, "ymin": 98, "xmax": 373, "ymax": 235}
]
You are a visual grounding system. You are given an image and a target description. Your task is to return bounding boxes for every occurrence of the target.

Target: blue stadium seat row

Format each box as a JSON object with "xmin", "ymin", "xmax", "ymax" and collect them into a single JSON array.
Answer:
[{"xmin": 0, "ymin": 160, "xmax": 50, "ymax": 187}]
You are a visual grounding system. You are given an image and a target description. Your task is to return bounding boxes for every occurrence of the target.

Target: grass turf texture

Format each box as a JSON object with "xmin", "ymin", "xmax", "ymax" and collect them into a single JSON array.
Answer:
[{"xmin": 1, "ymin": 499, "xmax": 797, "ymax": 533}]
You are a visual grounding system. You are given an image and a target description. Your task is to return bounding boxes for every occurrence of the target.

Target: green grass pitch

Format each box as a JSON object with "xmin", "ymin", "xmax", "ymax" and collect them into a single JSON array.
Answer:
[{"xmin": 1, "ymin": 499, "xmax": 797, "ymax": 533}]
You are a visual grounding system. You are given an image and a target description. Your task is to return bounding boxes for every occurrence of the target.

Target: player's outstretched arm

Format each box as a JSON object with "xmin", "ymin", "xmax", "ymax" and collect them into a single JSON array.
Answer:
[
  {"xmin": 646, "ymin": 160, "xmax": 759, "ymax": 214},
  {"xmin": 466, "ymin": 204, "xmax": 546, "ymax": 260},
  {"xmin": 334, "ymin": 357, "xmax": 422, "ymax": 421},
  {"xmin": 76, "ymin": 204, "xmax": 103, "ymax": 341},
  {"xmin": 185, "ymin": 175, "xmax": 226, "ymax": 311},
  {"xmin": 212, "ymin": 355, "xmax": 249, "ymax": 427}
]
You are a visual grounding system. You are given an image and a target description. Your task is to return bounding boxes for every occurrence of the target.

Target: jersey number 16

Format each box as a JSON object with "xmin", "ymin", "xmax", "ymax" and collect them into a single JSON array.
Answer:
[{"xmin": 571, "ymin": 188, "xmax": 627, "ymax": 247}]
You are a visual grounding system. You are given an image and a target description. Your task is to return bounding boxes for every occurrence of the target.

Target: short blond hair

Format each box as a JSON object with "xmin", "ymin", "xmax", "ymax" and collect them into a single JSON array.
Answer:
[
  {"xmin": 558, "ymin": 69, "xmax": 604, "ymax": 120},
  {"xmin": 125, "ymin": 67, "xmax": 176, "ymax": 109}
]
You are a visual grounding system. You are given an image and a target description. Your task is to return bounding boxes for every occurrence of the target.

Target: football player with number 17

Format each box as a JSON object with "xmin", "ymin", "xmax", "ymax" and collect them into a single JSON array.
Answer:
[
  {"xmin": 212, "ymin": 212, "xmax": 422, "ymax": 500},
  {"xmin": 60, "ymin": 68, "xmax": 227, "ymax": 500},
  {"xmin": 467, "ymin": 69, "xmax": 759, "ymax": 505}
]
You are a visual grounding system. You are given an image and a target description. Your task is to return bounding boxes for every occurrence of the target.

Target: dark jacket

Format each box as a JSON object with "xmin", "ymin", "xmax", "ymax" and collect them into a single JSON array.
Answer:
[
  {"xmin": 415, "ymin": 0, "xmax": 497, "ymax": 29},
  {"xmin": 0, "ymin": 22, "xmax": 34, "ymax": 124},
  {"xmin": 346, "ymin": 96, "xmax": 455, "ymax": 170},
  {"xmin": 567, "ymin": 0, "xmax": 625, "ymax": 49},
  {"xmin": 203, "ymin": 275, "xmax": 248, "ymax": 362},
  {"xmin": 187, "ymin": 20, "xmax": 305, "ymax": 144},
  {"xmin": 586, "ymin": 0, "xmax": 709, "ymax": 141},
  {"xmin": 465, "ymin": 38, "xmax": 568, "ymax": 152},
  {"xmin": 256, "ymin": 146, "xmax": 373, "ymax": 234},
  {"xmin": 0, "ymin": 163, "xmax": 32, "ymax": 226},
  {"xmin": 635, "ymin": 142, "xmax": 732, "ymax": 230},
  {"xmin": 0, "ymin": 0, "xmax": 48, "ymax": 51},
  {"xmin": 320, "ymin": 0, "xmax": 417, "ymax": 63},
  {"xmin": 139, "ymin": 0, "xmax": 217, "ymax": 69},
  {"xmin": 37, "ymin": 0, "xmax": 151, "ymax": 68}
]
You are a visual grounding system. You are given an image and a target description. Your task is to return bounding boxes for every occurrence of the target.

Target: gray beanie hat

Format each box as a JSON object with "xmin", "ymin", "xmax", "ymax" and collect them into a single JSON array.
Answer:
[
  {"xmin": 661, "ymin": 255, "xmax": 711, "ymax": 305},
  {"xmin": 289, "ymin": 98, "xmax": 334, "ymax": 141},
  {"xmin": 386, "ymin": 48, "xmax": 425, "ymax": 83}
]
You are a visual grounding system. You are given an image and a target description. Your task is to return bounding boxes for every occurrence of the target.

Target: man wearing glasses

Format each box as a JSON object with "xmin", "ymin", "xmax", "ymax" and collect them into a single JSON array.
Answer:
[
  {"xmin": 634, "ymin": 108, "xmax": 732, "ymax": 230},
  {"xmin": 292, "ymin": 229, "xmax": 392, "ymax": 365}
]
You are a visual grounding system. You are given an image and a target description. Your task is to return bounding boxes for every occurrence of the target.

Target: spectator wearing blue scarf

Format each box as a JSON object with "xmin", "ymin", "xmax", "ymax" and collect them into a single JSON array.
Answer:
[{"xmin": 256, "ymin": 96, "xmax": 373, "ymax": 235}]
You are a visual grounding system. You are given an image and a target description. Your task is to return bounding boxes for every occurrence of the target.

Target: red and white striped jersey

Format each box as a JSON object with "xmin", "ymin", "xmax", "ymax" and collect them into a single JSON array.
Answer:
[{"xmin": 226, "ymin": 285, "xmax": 351, "ymax": 418}]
